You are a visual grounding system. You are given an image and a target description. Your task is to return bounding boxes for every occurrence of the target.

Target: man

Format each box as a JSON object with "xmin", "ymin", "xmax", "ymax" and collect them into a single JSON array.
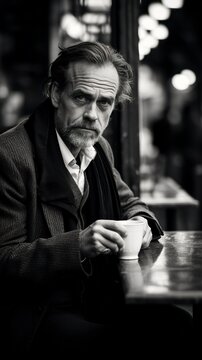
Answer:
[{"xmin": 0, "ymin": 42, "xmax": 191, "ymax": 357}]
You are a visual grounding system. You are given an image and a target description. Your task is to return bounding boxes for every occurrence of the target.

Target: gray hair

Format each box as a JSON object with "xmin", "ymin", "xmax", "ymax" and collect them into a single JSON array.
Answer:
[{"xmin": 45, "ymin": 41, "xmax": 134, "ymax": 105}]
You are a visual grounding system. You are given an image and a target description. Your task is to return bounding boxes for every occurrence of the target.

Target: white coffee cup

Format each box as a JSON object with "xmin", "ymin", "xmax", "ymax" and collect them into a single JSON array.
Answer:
[{"xmin": 118, "ymin": 220, "xmax": 144, "ymax": 260}]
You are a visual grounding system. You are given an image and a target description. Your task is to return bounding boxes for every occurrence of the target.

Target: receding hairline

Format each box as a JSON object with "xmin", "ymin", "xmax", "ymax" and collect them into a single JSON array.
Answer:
[
  {"xmin": 46, "ymin": 41, "xmax": 134, "ymax": 104},
  {"xmin": 65, "ymin": 60, "xmax": 119, "ymax": 80}
]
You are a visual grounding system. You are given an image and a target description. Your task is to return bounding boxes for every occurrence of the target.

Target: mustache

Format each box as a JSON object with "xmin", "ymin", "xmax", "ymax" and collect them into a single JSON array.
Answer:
[{"xmin": 71, "ymin": 125, "xmax": 100, "ymax": 134}]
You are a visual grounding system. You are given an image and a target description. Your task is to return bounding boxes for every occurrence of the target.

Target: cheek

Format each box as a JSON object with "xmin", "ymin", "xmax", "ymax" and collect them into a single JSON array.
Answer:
[
  {"xmin": 62, "ymin": 99, "xmax": 85, "ymax": 119},
  {"xmin": 99, "ymin": 111, "xmax": 111, "ymax": 129},
  {"xmin": 58, "ymin": 102, "xmax": 82, "ymax": 127}
]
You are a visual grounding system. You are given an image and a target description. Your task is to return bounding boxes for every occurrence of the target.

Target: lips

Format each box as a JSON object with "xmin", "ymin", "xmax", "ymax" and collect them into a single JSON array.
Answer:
[
  {"xmin": 75, "ymin": 127, "xmax": 99, "ymax": 135},
  {"xmin": 82, "ymin": 128, "xmax": 96, "ymax": 132}
]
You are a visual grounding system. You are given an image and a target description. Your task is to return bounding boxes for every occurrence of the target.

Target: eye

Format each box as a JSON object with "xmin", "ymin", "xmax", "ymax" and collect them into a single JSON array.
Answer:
[
  {"xmin": 97, "ymin": 99, "xmax": 112, "ymax": 110},
  {"xmin": 74, "ymin": 94, "xmax": 86, "ymax": 103},
  {"xmin": 71, "ymin": 91, "xmax": 92, "ymax": 105}
]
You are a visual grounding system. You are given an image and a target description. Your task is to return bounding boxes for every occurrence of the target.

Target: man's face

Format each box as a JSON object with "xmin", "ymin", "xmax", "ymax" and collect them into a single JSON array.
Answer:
[{"xmin": 51, "ymin": 61, "xmax": 119, "ymax": 154}]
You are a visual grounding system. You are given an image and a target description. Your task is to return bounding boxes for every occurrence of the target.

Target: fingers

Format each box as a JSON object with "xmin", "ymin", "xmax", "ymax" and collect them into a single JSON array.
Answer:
[
  {"xmin": 80, "ymin": 218, "xmax": 153, "ymax": 259},
  {"xmin": 141, "ymin": 225, "xmax": 152, "ymax": 249},
  {"xmin": 88, "ymin": 232, "xmax": 118, "ymax": 254},
  {"xmin": 131, "ymin": 216, "xmax": 153, "ymax": 249},
  {"xmin": 90, "ymin": 221, "xmax": 126, "ymax": 253},
  {"xmin": 96, "ymin": 219, "xmax": 127, "ymax": 238},
  {"xmin": 101, "ymin": 248, "xmax": 111, "ymax": 255}
]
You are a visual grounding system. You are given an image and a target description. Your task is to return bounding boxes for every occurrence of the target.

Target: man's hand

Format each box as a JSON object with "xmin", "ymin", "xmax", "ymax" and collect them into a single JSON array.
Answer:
[
  {"xmin": 79, "ymin": 219, "xmax": 127, "ymax": 258},
  {"xmin": 134, "ymin": 216, "xmax": 152, "ymax": 249}
]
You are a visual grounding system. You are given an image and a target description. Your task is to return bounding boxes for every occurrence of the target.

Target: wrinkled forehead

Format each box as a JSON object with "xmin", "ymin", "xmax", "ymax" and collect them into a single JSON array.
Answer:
[{"xmin": 66, "ymin": 61, "xmax": 119, "ymax": 97}]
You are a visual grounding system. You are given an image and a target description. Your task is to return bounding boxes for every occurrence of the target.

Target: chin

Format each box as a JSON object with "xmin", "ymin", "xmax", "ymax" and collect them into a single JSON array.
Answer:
[
  {"xmin": 71, "ymin": 134, "xmax": 99, "ymax": 148},
  {"xmin": 79, "ymin": 139, "xmax": 96, "ymax": 148}
]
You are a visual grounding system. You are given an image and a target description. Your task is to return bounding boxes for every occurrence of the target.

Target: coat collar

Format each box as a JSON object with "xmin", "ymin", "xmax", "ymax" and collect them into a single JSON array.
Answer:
[{"xmin": 25, "ymin": 99, "xmax": 83, "ymax": 235}]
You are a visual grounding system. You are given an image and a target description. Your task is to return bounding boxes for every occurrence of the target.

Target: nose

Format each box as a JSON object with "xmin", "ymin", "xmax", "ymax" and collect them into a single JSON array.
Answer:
[{"xmin": 84, "ymin": 102, "xmax": 98, "ymax": 121}]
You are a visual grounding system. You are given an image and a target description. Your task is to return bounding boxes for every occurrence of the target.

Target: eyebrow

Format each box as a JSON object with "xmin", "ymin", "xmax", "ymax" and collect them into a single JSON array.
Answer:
[
  {"xmin": 98, "ymin": 95, "xmax": 115, "ymax": 104},
  {"xmin": 73, "ymin": 90, "xmax": 115, "ymax": 103}
]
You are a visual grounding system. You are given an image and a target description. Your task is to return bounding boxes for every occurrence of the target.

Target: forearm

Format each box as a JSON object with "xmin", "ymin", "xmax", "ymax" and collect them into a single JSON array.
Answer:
[{"xmin": 0, "ymin": 229, "xmax": 84, "ymax": 285}]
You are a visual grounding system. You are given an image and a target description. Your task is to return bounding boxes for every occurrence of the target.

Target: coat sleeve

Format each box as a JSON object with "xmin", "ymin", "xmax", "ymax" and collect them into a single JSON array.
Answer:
[
  {"xmin": 0, "ymin": 134, "xmax": 83, "ymax": 286},
  {"xmin": 99, "ymin": 137, "xmax": 164, "ymax": 240}
]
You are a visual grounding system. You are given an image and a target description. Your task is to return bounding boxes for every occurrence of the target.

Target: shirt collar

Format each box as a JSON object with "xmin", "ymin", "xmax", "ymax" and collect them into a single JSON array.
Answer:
[{"xmin": 56, "ymin": 130, "xmax": 96, "ymax": 171}]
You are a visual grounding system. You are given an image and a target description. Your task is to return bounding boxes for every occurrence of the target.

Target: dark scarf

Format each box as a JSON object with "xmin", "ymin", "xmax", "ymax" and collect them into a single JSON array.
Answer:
[{"xmin": 25, "ymin": 99, "xmax": 125, "ymax": 321}]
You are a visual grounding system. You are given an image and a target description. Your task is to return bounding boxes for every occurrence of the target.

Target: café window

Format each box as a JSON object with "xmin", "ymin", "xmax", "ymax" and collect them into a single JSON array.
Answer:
[
  {"xmin": 138, "ymin": 0, "xmax": 201, "ymax": 230},
  {"xmin": 50, "ymin": 0, "xmax": 112, "ymax": 61}
]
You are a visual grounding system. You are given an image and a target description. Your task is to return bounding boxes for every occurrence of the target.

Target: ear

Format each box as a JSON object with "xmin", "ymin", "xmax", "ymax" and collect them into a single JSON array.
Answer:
[{"xmin": 50, "ymin": 82, "xmax": 60, "ymax": 108}]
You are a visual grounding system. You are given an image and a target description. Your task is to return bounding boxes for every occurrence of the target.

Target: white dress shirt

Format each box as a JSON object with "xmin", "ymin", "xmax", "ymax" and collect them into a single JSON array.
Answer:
[{"xmin": 56, "ymin": 130, "xmax": 96, "ymax": 195}]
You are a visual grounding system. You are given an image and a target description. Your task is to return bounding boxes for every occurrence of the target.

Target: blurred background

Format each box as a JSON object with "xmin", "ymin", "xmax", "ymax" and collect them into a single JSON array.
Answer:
[
  {"xmin": 0, "ymin": 0, "xmax": 202, "ymax": 230},
  {"xmin": 138, "ymin": 0, "xmax": 202, "ymax": 199}
]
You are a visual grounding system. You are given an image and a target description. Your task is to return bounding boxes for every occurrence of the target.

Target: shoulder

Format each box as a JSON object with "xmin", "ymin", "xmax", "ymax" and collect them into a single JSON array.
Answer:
[
  {"xmin": 98, "ymin": 136, "xmax": 114, "ymax": 163},
  {"xmin": 0, "ymin": 119, "xmax": 30, "ymax": 148},
  {"xmin": 0, "ymin": 119, "xmax": 34, "ymax": 166}
]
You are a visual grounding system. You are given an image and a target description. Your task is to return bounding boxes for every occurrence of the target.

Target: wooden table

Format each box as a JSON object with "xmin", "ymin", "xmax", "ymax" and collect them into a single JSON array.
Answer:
[
  {"xmin": 140, "ymin": 177, "xmax": 199, "ymax": 230},
  {"xmin": 119, "ymin": 231, "xmax": 202, "ymax": 305}
]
